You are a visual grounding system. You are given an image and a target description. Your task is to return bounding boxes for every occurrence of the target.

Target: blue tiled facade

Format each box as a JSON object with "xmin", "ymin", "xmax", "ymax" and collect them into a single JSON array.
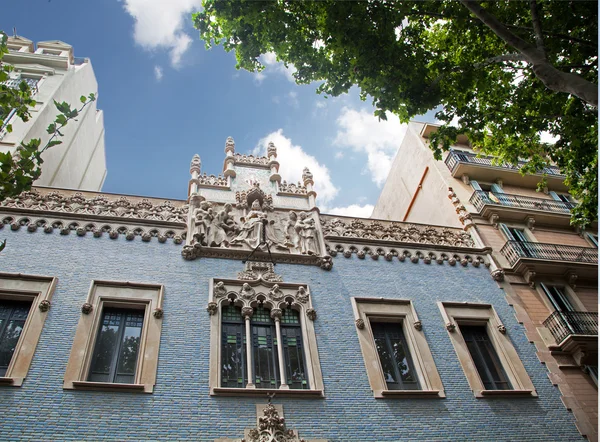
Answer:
[{"xmin": 0, "ymin": 229, "xmax": 582, "ymax": 441}]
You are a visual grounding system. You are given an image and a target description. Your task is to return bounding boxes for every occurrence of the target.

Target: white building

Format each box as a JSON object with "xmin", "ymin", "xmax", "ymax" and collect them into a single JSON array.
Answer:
[{"xmin": 1, "ymin": 36, "xmax": 106, "ymax": 191}]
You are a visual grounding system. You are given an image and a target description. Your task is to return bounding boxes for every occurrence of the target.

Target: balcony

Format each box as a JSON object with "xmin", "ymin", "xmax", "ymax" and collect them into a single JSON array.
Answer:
[
  {"xmin": 470, "ymin": 191, "xmax": 575, "ymax": 227},
  {"xmin": 543, "ymin": 311, "xmax": 597, "ymax": 365},
  {"xmin": 500, "ymin": 240, "xmax": 598, "ymax": 280},
  {"xmin": 445, "ymin": 151, "xmax": 567, "ymax": 191}
]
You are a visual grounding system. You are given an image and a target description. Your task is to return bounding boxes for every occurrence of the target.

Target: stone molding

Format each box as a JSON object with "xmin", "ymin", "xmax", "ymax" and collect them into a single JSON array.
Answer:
[
  {"xmin": 1, "ymin": 215, "xmax": 185, "ymax": 244},
  {"xmin": 326, "ymin": 244, "xmax": 489, "ymax": 269},
  {"xmin": 320, "ymin": 215, "xmax": 476, "ymax": 247},
  {"xmin": 232, "ymin": 153, "xmax": 270, "ymax": 167},
  {"xmin": 0, "ymin": 188, "xmax": 187, "ymax": 244}
]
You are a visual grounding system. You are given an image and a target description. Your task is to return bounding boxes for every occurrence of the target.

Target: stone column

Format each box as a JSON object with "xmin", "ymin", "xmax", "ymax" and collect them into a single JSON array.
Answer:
[
  {"xmin": 270, "ymin": 308, "xmax": 289, "ymax": 389},
  {"xmin": 242, "ymin": 307, "xmax": 255, "ymax": 389}
]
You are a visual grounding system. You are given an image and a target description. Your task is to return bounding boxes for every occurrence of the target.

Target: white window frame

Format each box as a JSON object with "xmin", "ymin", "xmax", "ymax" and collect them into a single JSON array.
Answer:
[
  {"xmin": 0, "ymin": 272, "xmax": 57, "ymax": 387},
  {"xmin": 438, "ymin": 301, "xmax": 536, "ymax": 398},
  {"xmin": 63, "ymin": 280, "xmax": 164, "ymax": 393},
  {"xmin": 352, "ymin": 297, "xmax": 445, "ymax": 398}
]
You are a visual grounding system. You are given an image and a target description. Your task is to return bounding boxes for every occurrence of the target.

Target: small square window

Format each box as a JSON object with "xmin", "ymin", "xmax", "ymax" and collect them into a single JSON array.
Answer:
[
  {"xmin": 352, "ymin": 298, "xmax": 445, "ymax": 398},
  {"xmin": 439, "ymin": 301, "xmax": 536, "ymax": 398},
  {"xmin": 63, "ymin": 280, "xmax": 164, "ymax": 393}
]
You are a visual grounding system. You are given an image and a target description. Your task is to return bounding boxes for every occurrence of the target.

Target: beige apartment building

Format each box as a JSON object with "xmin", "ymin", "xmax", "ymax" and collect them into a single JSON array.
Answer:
[
  {"xmin": 1, "ymin": 35, "xmax": 106, "ymax": 191},
  {"xmin": 374, "ymin": 122, "xmax": 598, "ymax": 441}
]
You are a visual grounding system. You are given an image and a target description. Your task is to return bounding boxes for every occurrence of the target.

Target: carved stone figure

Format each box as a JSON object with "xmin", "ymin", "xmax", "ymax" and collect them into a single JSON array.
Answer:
[
  {"xmin": 269, "ymin": 284, "xmax": 284, "ymax": 302},
  {"xmin": 295, "ymin": 212, "xmax": 319, "ymax": 255},
  {"xmin": 230, "ymin": 200, "xmax": 267, "ymax": 249},
  {"xmin": 193, "ymin": 201, "xmax": 213, "ymax": 245},
  {"xmin": 214, "ymin": 281, "xmax": 228, "ymax": 298},
  {"xmin": 205, "ymin": 203, "xmax": 237, "ymax": 247},
  {"xmin": 240, "ymin": 283, "xmax": 255, "ymax": 300}
]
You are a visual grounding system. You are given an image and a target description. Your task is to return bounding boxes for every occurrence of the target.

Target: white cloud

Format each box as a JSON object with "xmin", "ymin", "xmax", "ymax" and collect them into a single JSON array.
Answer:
[
  {"xmin": 253, "ymin": 130, "xmax": 338, "ymax": 204},
  {"xmin": 334, "ymin": 107, "xmax": 407, "ymax": 187},
  {"xmin": 327, "ymin": 204, "xmax": 374, "ymax": 218},
  {"xmin": 154, "ymin": 65, "xmax": 163, "ymax": 81},
  {"xmin": 315, "ymin": 101, "xmax": 326, "ymax": 109},
  {"xmin": 122, "ymin": 0, "xmax": 202, "ymax": 67},
  {"xmin": 334, "ymin": 151, "xmax": 344, "ymax": 159},
  {"xmin": 254, "ymin": 52, "xmax": 297, "ymax": 83}
]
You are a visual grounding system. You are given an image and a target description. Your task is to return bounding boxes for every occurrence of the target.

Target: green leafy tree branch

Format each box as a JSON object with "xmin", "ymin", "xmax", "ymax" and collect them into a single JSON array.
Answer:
[{"xmin": 194, "ymin": 0, "xmax": 598, "ymax": 227}]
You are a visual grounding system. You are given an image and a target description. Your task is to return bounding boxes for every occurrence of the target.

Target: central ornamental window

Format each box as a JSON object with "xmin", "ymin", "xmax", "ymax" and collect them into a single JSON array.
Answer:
[
  {"xmin": 207, "ymin": 262, "xmax": 323, "ymax": 396},
  {"xmin": 221, "ymin": 305, "xmax": 308, "ymax": 389}
]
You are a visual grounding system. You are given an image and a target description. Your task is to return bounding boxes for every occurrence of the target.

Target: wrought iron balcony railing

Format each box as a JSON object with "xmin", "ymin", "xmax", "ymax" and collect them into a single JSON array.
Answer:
[
  {"xmin": 445, "ymin": 150, "xmax": 563, "ymax": 176},
  {"xmin": 470, "ymin": 190, "xmax": 574, "ymax": 214},
  {"xmin": 543, "ymin": 311, "xmax": 598, "ymax": 345},
  {"xmin": 500, "ymin": 240, "xmax": 598, "ymax": 266}
]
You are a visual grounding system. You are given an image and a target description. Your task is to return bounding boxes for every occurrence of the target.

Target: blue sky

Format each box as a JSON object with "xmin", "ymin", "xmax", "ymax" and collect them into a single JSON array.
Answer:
[{"xmin": 3, "ymin": 0, "xmax": 437, "ymax": 216}]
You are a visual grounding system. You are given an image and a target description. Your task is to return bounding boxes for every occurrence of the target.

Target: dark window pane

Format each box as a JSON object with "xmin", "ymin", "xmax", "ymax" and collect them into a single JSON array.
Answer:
[
  {"xmin": 461, "ymin": 325, "xmax": 512, "ymax": 390},
  {"xmin": 253, "ymin": 306, "xmax": 272, "ymax": 324},
  {"xmin": 371, "ymin": 322, "xmax": 420, "ymax": 390},
  {"xmin": 221, "ymin": 322, "xmax": 246, "ymax": 387},
  {"xmin": 88, "ymin": 308, "xmax": 144, "ymax": 384},
  {"xmin": 0, "ymin": 300, "xmax": 31, "ymax": 377},
  {"xmin": 252, "ymin": 324, "xmax": 279, "ymax": 387},
  {"xmin": 281, "ymin": 310, "xmax": 307, "ymax": 389},
  {"xmin": 115, "ymin": 311, "xmax": 144, "ymax": 384}
]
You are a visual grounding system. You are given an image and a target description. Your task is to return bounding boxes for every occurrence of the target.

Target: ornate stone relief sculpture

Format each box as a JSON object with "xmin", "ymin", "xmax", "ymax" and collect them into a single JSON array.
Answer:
[
  {"xmin": 320, "ymin": 215, "xmax": 475, "ymax": 247},
  {"xmin": 245, "ymin": 401, "xmax": 305, "ymax": 442}
]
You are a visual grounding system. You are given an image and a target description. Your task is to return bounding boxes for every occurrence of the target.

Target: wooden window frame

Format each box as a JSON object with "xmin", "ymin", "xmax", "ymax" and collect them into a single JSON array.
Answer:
[
  {"xmin": 438, "ymin": 301, "xmax": 537, "ymax": 398},
  {"xmin": 352, "ymin": 297, "xmax": 445, "ymax": 398},
  {"xmin": 63, "ymin": 280, "xmax": 164, "ymax": 394},
  {"xmin": 0, "ymin": 272, "xmax": 57, "ymax": 387}
]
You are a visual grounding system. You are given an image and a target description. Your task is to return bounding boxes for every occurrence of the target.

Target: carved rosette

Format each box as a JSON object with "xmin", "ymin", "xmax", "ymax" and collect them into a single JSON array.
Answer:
[
  {"xmin": 153, "ymin": 308, "xmax": 164, "ymax": 319},
  {"xmin": 497, "ymin": 324, "xmax": 507, "ymax": 334},
  {"xmin": 491, "ymin": 269, "xmax": 505, "ymax": 282},
  {"xmin": 446, "ymin": 322, "xmax": 456, "ymax": 332},
  {"xmin": 413, "ymin": 321, "xmax": 422, "ymax": 331},
  {"xmin": 355, "ymin": 319, "xmax": 365, "ymax": 330},
  {"xmin": 306, "ymin": 308, "xmax": 317, "ymax": 321},
  {"xmin": 206, "ymin": 302, "xmax": 218, "ymax": 316},
  {"xmin": 81, "ymin": 303, "xmax": 93, "ymax": 315},
  {"xmin": 319, "ymin": 255, "xmax": 333, "ymax": 271},
  {"xmin": 38, "ymin": 300, "xmax": 51, "ymax": 312}
]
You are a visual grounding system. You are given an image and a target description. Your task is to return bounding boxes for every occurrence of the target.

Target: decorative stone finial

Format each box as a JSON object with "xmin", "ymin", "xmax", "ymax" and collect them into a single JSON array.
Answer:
[
  {"xmin": 267, "ymin": 141, "xmax": 277, "ymax": 158},
  {"xmin": 225, "ymin": 136, "xmax": 235, "ymax": 154},
  {"xmin": 302, "ymin": 167, "xmax": 313, "ymax": 183},
  {"xmin": 190, "ymin": 154, "xmax": 201, "ymax": 174}
]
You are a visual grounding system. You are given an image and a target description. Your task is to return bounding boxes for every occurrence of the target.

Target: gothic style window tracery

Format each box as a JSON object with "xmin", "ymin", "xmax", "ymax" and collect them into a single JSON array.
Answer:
[{"xmin": 208, "ymin": 263, "xmax": 323, "ymax": 396}]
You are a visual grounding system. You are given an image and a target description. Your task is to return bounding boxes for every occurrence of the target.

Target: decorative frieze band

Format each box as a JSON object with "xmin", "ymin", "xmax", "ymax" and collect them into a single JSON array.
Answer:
[
  {"xmin": 1, "ymin": 189, "xmax": 188, "ymax": 224},
  {"xmin": 320, "ymin": 215, "xmax": 475, "ymax": 248},
  {"xmin": 1, "ymin": 215, "xmax": 185, "ymax": 244}
]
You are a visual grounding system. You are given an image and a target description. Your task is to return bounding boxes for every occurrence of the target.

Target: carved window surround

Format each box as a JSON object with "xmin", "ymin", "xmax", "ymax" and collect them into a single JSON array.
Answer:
[
  {"xmin": 351, "ymin": 298, "xmax": 445, "ymax": 398},
  {"xmin": 0, "ymin": 272, "xmax": 57, "ymax": 386},
  {"xmin": 63, "ymin": 280, "xmax": 164, "ymax": 393},
  {"xmin": 207, "ymin": 267, "xmax": 324, "ymax": 397},
  {"xmin": 438, "ymin": 302, "xmax": 536, "ymax": 398}
]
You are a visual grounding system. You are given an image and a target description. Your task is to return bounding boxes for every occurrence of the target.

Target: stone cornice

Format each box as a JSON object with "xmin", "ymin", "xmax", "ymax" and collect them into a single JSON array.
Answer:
[{"xmin": 0, "ymin": 187, "xmax": 187, "ymax": 243}]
